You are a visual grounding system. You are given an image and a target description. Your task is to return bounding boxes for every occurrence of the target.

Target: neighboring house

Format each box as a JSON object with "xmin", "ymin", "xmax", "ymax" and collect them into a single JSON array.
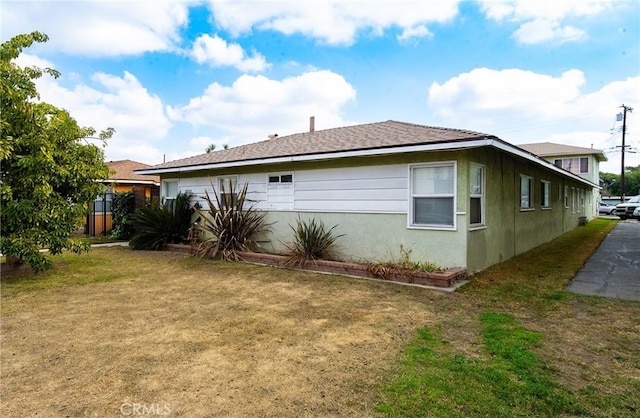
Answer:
[
  {"xmin": 518, "ymin": 142, "xmax": 606, "ymax": 218},
  {"xmin": 136, "ymin": 120, "xmax": 597, "ymax": 273},
  {"xmin": 87, "ymin": 160, "xmax": 160, "ymax": 236}
]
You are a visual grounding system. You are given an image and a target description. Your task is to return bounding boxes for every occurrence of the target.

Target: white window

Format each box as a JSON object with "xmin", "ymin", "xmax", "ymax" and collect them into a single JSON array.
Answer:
[
  {"xmin": 564, "ymin": 186, "xmax": 569, "ymax": 208},
  {"xmin": 571, "ymin": 187, "xmax": 577, "ymax": 212},
  {"xmin": 218, "ymin": 176, "xmax": 238, "ymax": 207},
  {"xmin": 470, "ymin": 164, "xmax": 485, "ymax": 226},
  {"xmin": 554, "ymin": 157, "xmax": 589, "ymax": 174},
  {"xmin": 541, "ymin": 180, "xmax": 551, "ymax": 208},
  {"xmin": 520, "ymin": 175, "xmax": 534, "ymax": 210},
  {"xmin": 409, "ymin": 163, "xmax": 456, "ymax": 228},
  {"xmin": 163, "ymin": 180, "xmax": 179, "ymax": 203},
  {"xmin": 267, "ymin": 173, "xmax": 294, "ymax": 210}
]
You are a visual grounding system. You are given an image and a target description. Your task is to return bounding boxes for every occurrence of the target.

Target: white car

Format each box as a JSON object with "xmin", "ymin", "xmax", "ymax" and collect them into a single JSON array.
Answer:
[
  {"xmin": 633, "ymin": 206, "xmax": 640, "ymax": 220},
  {"xmin": 599, "ymin": 202, "xmax": 617, "ymax": 215},
  {"xmin": 615, "ymin": 195, "xmax": 640, "ymax": 220}
]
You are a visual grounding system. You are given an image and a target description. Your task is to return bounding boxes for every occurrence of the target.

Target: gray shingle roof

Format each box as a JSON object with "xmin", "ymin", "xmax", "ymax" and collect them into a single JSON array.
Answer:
[
  {"xmin": 146, "ymin": 120, "xmax": 495, "ymax": 171},
  {"xmin": 518, "ymin": 142, "xmax": 607, "ymax": 161}
]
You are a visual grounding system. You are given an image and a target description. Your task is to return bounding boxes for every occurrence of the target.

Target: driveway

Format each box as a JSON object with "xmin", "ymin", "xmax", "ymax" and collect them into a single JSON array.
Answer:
[{"xmin": 567, "ymin": 220, "xmax": 640, "ymax": 301}]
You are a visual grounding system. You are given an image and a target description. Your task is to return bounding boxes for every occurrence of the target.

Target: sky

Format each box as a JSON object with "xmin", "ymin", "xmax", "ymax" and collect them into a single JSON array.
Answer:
[{"xmin": 2, "ymin": 0, "xmax": 639, "ymax": 174}]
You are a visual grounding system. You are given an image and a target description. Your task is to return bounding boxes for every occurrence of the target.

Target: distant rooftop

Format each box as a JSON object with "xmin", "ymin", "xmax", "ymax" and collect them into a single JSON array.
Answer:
[
  {"xmin": 518, "ymin": 142, "xmax": 607, "ymax": 161},
  {"xmin": 107, "ymin": 160, "xmax": 160, "ymax": 184}
]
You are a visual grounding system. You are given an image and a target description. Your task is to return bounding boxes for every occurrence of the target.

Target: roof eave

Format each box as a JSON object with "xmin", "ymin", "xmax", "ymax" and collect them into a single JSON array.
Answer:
[
  {"xmin": 135, "ymin": 138, "xmax": 598, "ymax": 188},
  {"xmin": 104, "ymin": 179, "xmax": 160, "ymax": 186},
  {"xmin": 134, "ymin": 138, "xmax": 497, "ymax": 175}
]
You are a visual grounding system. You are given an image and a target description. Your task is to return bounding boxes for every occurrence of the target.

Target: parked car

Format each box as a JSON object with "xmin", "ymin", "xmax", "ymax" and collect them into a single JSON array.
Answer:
[
  {"xmin": 614, "ymin": 195, "xmax": 640, "ymax": 220},
  {"xmin": 633, "ymin": 206, "xmax": 640, "ymax": 220},
  {"xmin": 599, "ymin": 202, "xmax": 617, "ymax": 215}
]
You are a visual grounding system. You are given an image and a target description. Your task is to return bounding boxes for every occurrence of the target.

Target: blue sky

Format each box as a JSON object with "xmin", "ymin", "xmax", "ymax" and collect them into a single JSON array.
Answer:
[{"xmin": 2, "ymin": 0, "xmax": 638, "ymax": 173}]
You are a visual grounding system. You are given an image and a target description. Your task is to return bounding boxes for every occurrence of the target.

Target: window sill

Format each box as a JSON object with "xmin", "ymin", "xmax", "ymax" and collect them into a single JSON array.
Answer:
[
  {"xmin": 469, "ymin": 224, "xmax": 487, "ymax": 231},
  {"xmin": 519, "ymin": 208, "xmax": 535, "ymax": 212},
  {"xmin": 541, "ymin": 206, "xmax": 552, "ymax": 210},
  {"xmin": 407, "ymin": 224, "xmax": 456, "ymax": 231}
]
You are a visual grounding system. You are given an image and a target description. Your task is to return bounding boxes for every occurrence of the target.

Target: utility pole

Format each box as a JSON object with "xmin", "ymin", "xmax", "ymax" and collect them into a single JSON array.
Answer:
[{"xmin": 619, "ymin": 104, "xmax": 633, "ymax": 201}]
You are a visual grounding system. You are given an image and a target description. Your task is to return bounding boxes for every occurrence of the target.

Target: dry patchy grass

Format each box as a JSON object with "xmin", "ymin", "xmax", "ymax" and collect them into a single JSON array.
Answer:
[
  {"xmin": 2, "ymin": 219, "xmax": 639, "ymax": 417},
  {"xmin": 1, "ymin": 248, "xmax": 445, "ymax": 417}
]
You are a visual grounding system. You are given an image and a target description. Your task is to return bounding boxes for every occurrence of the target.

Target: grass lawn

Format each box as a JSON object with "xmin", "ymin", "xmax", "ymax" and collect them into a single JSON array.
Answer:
[{"xmin": 1, "ymin": 219, "xmax": 639, "ymax": 417}]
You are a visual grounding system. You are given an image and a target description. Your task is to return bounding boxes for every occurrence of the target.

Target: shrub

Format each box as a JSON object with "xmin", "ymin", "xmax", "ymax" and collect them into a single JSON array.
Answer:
[
  {"xmin": 191, "ymin": 180, "xmax": 269, "ymax": 261},
  {"xmin": 284, "ymin": 217, "xmax": 343, "ymax": 266},
  {"xmin": 110, "ymin": 191, "xmax": 135, "ymax": 240},
  {"xmin": 367, "ymin": 245, "xmax": 441, "ymax": 280},
  {"xmin": 128, "ymin": 192, "xmax": 194, "ymax": 250}
]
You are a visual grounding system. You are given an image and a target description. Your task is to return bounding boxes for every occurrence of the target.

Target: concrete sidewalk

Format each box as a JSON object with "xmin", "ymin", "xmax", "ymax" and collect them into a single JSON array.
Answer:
[{"xmin": 567, "ymin": 221, "xmax": 640, "ymax": 301}]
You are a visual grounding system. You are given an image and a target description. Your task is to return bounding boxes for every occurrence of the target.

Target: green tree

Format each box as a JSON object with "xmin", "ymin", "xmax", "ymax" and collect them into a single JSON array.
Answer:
[
  {"xmin": 1, "ymin": 32, "xmax": 113, "ymax": 271},
  {"xmin": 205, "ymin": 143, "xmax": 229, "ymax": 153},
  {"xmin": 600, "ymin": 165, "xmax": 640, "ymax": 197}
]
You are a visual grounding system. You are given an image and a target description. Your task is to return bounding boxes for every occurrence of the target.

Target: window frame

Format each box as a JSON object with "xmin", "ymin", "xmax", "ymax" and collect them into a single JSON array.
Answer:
[
  {"xmin": 162, "ymin": 179, "xmax": 179, "ymax": 204},
  {"xmin": 268, "ymin": 173, "xmax": 293, "ymax": 184},
  {"xmin": 554, "ymin": 157, "xmax": 589, "ymax": 174},
  {"xmin": 469, "ymin": 163, "xmax": 485, "ymax": 228},
  {"xmin": 520, "ymin": 175, "xmax": 534, "ymax": 211},
  {"xmin": 217, "ymin": 175, "xmax": 239, "ymax": 208},
  {"xmin": 408, "ymin": 161, "xmax": 457, "ymax": 230},
  {"xmin": 541, "ymin": 180, "xmax": 551, "ymax": 209}
]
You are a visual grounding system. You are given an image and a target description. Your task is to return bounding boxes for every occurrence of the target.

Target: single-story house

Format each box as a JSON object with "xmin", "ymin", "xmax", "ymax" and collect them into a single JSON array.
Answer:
[
  {"xmin": 136, "ymin": 120, "xmax": 597, "ymax": 273},
  {"xmin": 87, "ymin": 160, "xmax": 160, "ymax": 236},
  {"xmin": 518, "ymin": 142, "xmax": 606, "ymax": 219}
]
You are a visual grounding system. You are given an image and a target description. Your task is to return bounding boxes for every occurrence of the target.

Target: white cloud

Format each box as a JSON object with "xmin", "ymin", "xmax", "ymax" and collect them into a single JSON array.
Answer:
[
  {"xmin": 397, "ymin": 25, "xmax": 433, "ymax": 43},
  {"xmin": 20, "ymin": 58, "xmax": 173, "ymax": 164},
  {"xmin": 0, "ymin": 0, "xmax": 194, "ymax": 56},
  {"xmin": 207, "ymin": 0, "xmax": 460, "ymax": 45},
  {"xmin": 167, "ymin": 70, "xmax": 356, "ymax": 140},
  {"xmin": 513, "ymin": 18, "xmax": 586, "ymax": 44},
  {"xmin": 476, "ymin": 0, "xmax": 615, "ymax": 22},
  {"xmin": 427, "ymin": 68, "xmax": 640, "ymax": 172},
  {"xmin": 191, "ymin": 34, "xmax": 268, "ymax": 72},
  {"xmin": 428, "ymin": 67, "xmax": 586, "ymax": 123},
  {"xmin": 475, "ymin": 0, "xmax": 615, "ymax": 44}
]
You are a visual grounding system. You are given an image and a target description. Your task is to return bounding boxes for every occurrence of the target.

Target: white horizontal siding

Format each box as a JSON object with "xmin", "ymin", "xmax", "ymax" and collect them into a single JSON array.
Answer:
[
  {"xmin": 167, "ymin": 164, "xmax": 409, "ymax": 213},
  {"xmin": 294, "ymin": 165, "xmax": 407, "ymax": 213},
  {"xmin": 174, "ymin": 175, "xmax": 266, "ymax": 209}
]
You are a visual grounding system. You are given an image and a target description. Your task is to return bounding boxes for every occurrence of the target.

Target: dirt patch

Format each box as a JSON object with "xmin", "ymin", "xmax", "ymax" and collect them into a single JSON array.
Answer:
[{"xmin": 1, "ymin": 248, "xmax": 445, "ymax": 417}]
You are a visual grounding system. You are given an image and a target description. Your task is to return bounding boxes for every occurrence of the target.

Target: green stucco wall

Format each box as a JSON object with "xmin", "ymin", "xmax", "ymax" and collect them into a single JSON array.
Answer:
[
  {"xmin": 260, "ymin": 211, "xmax": 468, "ymax": 269},
  {"xmin": 463, "ymin": 148, "xmax": 593, "ymax": 272},
  {"xmin": 160, "ymin": 146, "xmax": 593, "ymax": 274}
]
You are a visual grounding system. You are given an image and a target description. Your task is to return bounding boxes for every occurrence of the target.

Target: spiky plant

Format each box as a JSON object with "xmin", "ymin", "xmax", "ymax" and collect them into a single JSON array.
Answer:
[
  {"xmin": 284, "ymin": 217, "xmax": 343, "ymax": 266},
  {"xmin": 191, "ymin": 180, "xmax": 269, "ymax": 261},
  {"xmin": 128, "ymin": 192, "xmax": 194, "ymax": 250}
]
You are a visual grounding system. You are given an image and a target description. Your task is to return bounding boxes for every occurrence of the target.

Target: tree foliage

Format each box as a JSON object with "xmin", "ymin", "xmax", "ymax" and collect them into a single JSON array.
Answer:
[
  {"xmin": 1, "ymin": 32, "xmax": 112, "ymax": 271},
  {"xmin": 600, "ymin": 165, "xmax": 640, "ymax": 197},
  {"xmin": 110, "ymin": 191, "xmax": 136, "ymax": 240}
]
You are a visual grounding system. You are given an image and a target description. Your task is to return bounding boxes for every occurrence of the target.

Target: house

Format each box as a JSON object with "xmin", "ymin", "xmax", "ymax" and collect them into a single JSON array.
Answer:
[
  {"xmin": 136, "ymin": 120, "xmax": 597, "ymax": 273},
  {"xmin": 87, "ymin": 160, "xmax": 160, "ymax": 236},
  {"xmin": 518, "ymin": 142, "xmax": 606, "ymax": 218}
]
